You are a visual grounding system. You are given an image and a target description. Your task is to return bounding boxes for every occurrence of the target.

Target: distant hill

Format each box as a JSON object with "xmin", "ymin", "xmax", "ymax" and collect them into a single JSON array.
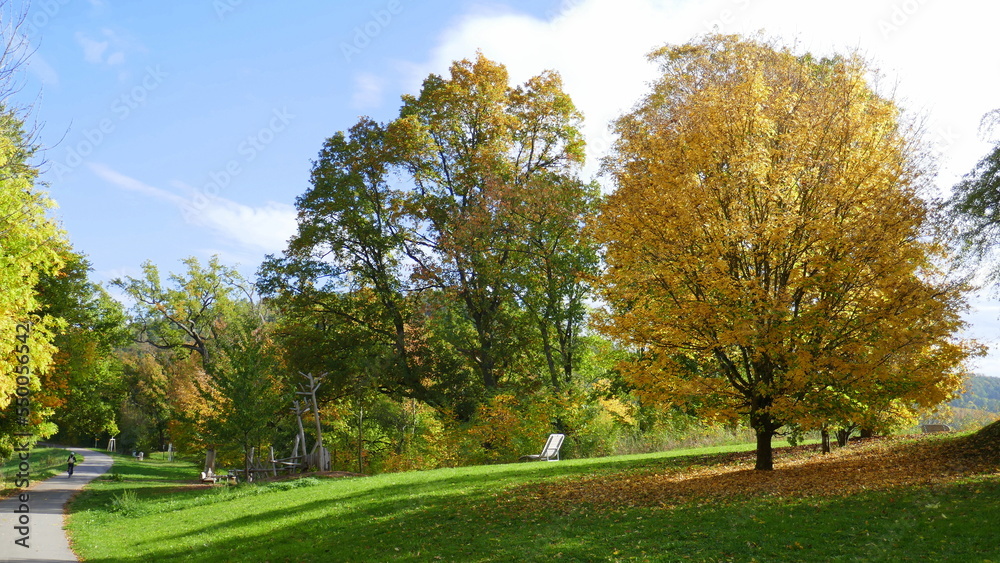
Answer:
[{"xmin": 951, "ymin": 375, "xmax": 1000, "ymax": 414}]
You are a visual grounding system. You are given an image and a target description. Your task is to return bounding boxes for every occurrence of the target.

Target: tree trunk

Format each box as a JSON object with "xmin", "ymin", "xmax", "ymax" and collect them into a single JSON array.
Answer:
[
  {"xmin": 356, "ymin": 404, "xmax": 364, "ymax": 474},
  {"xmin": 836, "ymin": 428, "xmax": 851, "ymax": 447},
  {"xmin": 538, "ymin": 319, "xmax": 560, "ymax": 390},
  {"xmin": 755, "ymin": 428, "xmax": 775, "ymax": 470},
  {"xmin": 750, "ymin": 395, "xmax": 777, "ymax": 471},
  {"xmin": 821, "ymin": 429, "xmax": 831, "ymax": 454}
]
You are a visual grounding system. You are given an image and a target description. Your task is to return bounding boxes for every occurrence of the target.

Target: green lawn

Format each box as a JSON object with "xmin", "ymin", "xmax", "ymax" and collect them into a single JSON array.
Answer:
[
  {"xmin": 1, "ymin": 446, "xmax": 75, "ymax": 497},
  {"xmin": 66, "ymin": 439, "xmax": 1000, "ymax": 562}
]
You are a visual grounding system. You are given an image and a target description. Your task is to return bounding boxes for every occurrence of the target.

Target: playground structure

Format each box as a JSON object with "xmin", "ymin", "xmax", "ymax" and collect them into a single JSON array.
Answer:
[{"xmin": 207, "ymin": 372, "xmax": 331, "ymax": 482}]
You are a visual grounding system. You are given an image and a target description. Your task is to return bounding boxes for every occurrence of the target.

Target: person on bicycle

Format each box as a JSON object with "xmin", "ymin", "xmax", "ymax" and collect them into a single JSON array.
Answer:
[{"xmin": 67, "ymin": 452, "xmax": 77, "ymax": 477}]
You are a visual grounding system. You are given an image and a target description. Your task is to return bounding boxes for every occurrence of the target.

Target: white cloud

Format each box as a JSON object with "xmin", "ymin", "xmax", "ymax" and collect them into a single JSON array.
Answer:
[
  {"xmin": 196, "ymin": 198, "xmax": 298, "ymax": 254},
  {"xmin": 351, "ymin": 72, "xmax": 386, "ymax": 109},
  {"xmin": 410, "ymin": 0, "xmax": 1000, "ymax": 370},
  {"xmin": 76, "ymin": 32, "xmax": 109, "ymax": 64},
  {"xmin": 75, "ymin": 29, "xmax": 129, "ymax": 66},
  {"xmin": 407, "ymin": 0, "xmax": 1000, "ymax": 186},
  {"xmin": 25, "ymin": 47, "xmax": 59, "ymax": 86},
  {"xmin": 105, "ymin": 51, "xmax": 126, "ymax": 66},
  {"xmin": 89, "ymin": 162, "xmax": 185, "ymax": 204},
  {"xmin": 91, "ymin": 163, "xmax": 298, "ymax": 254}
]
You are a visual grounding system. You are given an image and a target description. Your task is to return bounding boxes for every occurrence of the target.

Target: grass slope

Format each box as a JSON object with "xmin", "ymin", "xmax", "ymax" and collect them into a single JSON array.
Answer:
[
  {"xmin": 66, "ymin": 435, "xmax": 1000, "ymax": 562},
  {"xmin": 1, "ymin": 446, "xmax": 74, "ymax": 497}
]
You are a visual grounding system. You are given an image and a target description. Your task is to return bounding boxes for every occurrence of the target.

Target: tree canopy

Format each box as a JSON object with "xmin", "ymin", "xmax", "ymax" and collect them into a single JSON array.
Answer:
[
  {"xmin": 595, "ymin": 35, "xmax": 976, "ymax": 470},
  {"xmin": 3, "ymin": 40, "xmax": 984, "ymax": 474},
  {"xmin": 0, "ymin": 105, "xmax": 67, "ymax": 456},
  {"xmin": 260, "ymin": 53, "xmax": 599, "ymax": 420},
  {"xmin": 947, "ymin": 110, "xmax": 1000, "ymax": 276}
]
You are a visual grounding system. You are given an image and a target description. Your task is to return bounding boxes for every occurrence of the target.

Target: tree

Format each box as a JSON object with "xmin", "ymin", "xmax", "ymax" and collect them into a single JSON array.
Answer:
[
  {"xmin": 112, "ymin": 256, "xmax": 256, "ymax": 455},
  {"xmin": 947, "ymin": 109, "xmax": 1000, "ymax": 275},
  {"xmin": 595, "ymin": 34, "xmax": 976, "ymax": 470},
  {"xmin": 118, "ymin": 346, "xmax": 174, "ymax": 452},
  {"xmin": 0, "ymin": 107, "xmax": 67, "ymax": 457},
  {"xmin": 393, "ymin": 53, "xmax": 589, "ymax": 392},
  {"xmin": 35, "ymin": 250, "xmax": 129, "ymax": 444},
  {"xmin": 261, "ymin": 53, "xmax": 596, "ymax": 420},
  {"xmin": 112, "ymin": 256, "xmax": 245, "ymax": 362},
  {"xmin": 507, "ymin": 176, "xmax": 600, "ymax": 391},
  {"xmin": 200, "ymin": 309, "xmax": 288, "ymax": 479},
  {"xmin": 259, "ymin": 118, "xmax": 453, "ymax": 411}
]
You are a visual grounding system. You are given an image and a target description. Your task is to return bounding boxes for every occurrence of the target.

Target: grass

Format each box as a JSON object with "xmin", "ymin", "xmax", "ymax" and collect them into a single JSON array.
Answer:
[
  {"xmin": 65, "ymin": 436, "xmax": 1000, "ymax": 562},
  {"xmin": 1, "ymin": 446, "xmax": 75, "ymax": 497}
]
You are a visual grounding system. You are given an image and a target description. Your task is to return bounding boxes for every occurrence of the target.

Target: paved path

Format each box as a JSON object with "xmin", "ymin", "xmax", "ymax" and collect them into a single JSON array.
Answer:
[{"xmin": 0, "ymin": 447, "xmax": 113, "ymax": 563}]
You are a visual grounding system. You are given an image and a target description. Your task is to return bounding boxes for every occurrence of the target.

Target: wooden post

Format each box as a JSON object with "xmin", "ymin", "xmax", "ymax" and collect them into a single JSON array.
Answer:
[
  {"xmin": 296, "ymin": 372, "xmax": 329, "ymax": 472},
  {"xmin": 290, "ymin": 434, "xmax": 301, "ymax": 472},
  {"xmin": 293, "ymin": 399, "xmax": 308, "ymax": 460}
]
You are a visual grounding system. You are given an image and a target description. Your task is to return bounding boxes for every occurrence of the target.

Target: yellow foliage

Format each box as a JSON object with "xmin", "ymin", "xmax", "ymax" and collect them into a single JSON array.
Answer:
[{"xmin": 595, "ymin": 34, "xmax": 981, "ymax": 439}]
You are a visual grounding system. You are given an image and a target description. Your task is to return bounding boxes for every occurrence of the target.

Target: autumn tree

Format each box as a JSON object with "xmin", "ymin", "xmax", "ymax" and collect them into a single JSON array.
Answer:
[
  {"xmin": 595, "ymin": 35, "xmax": 976, "ymax": 470},
  {"xmin": 118, "ymin": 347, "xmax": 174, "ymax": 452},
  {"xmin": 0, "ymin": 106, "xmax": 67, "ymax": 457},
  {"xmin": 112, "ymin": 256, "xmax": 258, "ymax": 454},
  {"xmin": 200, "ymin": 309, "xmax": 288, "ymax": 478},
  {"xmin": 112, "ymin": 256, "xmax": 248, "ymax": 362},
  {"xmin": 36, "ymin": 250, "xmax": 129, "ymax": 444},
  {"xmin": 262, "ymin": 53, "xmax": 597, "ymax": 419},
  {"xmin": 393, "ymin": 53, "xmax": 591, "ymax": 392}
]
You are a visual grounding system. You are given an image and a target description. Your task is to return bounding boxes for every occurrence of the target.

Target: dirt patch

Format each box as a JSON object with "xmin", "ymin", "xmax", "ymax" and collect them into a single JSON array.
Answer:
[{"xmin": 504, "ymin": 433, "xmax": 1000, "ymax": 513}]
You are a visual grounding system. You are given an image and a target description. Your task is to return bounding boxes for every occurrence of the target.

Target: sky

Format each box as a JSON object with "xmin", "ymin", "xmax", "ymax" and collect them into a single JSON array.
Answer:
[{"xmin": 7, "ymin": 0, "xmax": 1000, "ymax": 372}]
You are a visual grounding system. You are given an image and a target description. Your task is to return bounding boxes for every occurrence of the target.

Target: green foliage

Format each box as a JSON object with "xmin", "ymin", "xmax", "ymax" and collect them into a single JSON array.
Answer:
[
  {"xmin": 0, "ymin": 104, "xmax": 68, "ymax": 456},
  {"xmin": 111, "ymin": 256, "xmax": 273, "ymax": 458},
  {"xmin": 260, "ymin": 53, "xmax": 598, "ymax": 425},
  {"xmin": 109, "ymin": 489, "xmax": 144, "ymax": 516},
  {"xmin": 200, "ymin": 310, "xmax": 288, "ymax": 475},
  {"xmin": 111, "ymin": 256, "xmax": 246, "ymax": 361},
  {"xmin": 947, "ymin": 110, "xmax": 1000, "ymax": 276},
  {"xmin": 37, "ymin": 251, "xmax": 129, "ymax": 443},
  {"xmin": 116, "ymin": 346, "xmax": 174, "ymax": 453}
]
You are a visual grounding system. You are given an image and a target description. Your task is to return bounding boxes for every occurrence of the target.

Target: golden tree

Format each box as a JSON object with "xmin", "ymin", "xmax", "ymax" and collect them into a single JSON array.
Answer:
[{"xmin": 595, "ymin": 35, "xmax": 978, "ymax": 470}]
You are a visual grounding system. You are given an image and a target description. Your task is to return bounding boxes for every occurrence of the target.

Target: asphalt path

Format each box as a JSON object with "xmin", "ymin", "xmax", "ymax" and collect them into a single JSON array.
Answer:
[{"xmin": 0, "ymin": 447, "xmax": 113, "ymax": 563}]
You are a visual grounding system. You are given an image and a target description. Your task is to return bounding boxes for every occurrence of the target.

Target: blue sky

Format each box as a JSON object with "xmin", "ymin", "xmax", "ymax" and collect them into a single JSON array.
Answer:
[{"xmin": 10, "ymin": 0, "xmax": 1000, "ymax": 373}]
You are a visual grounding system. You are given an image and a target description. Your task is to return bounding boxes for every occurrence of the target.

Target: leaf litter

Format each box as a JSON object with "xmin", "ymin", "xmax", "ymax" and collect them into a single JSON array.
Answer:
[{"xmin": 499, "ymin": 424, "xmax": 1000, "ymax": 514}]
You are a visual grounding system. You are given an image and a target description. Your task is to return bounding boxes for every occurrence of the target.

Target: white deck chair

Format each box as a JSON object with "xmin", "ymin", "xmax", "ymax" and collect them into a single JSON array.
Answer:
[{"xmin": 520, "ymin": 433, "xmax": 565, "ymax": 462}]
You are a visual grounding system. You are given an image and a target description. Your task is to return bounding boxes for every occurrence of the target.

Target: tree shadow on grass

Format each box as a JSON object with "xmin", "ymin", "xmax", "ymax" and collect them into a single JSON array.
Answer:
[
  {"xmin": 73, "ymin": 477, "xmax": 1000, "ymax": 562},
  {"xmin": 72, "ymin": 436, "xmax": 1000, "ymax": 561}
]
